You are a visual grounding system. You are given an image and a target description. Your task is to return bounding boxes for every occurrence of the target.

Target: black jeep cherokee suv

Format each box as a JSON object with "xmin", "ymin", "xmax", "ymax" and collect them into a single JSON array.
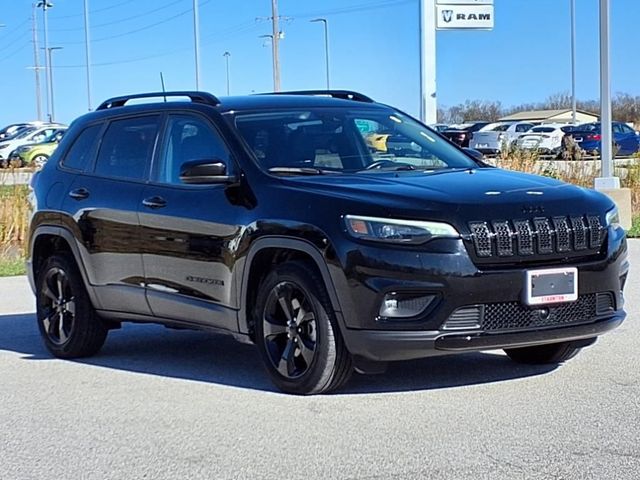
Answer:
[{"xmin": 27, "ymin": 90, "xmax": 628, "ymax": 394}]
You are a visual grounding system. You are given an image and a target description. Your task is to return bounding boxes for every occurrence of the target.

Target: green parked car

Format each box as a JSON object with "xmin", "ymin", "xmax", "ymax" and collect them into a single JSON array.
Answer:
[{"xmin": 7, "ymin": 128, "xmax": 66, "ymax": 168}]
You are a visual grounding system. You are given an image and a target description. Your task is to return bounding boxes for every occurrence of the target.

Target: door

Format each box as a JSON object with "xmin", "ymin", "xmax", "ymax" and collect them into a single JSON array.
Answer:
[
  {"xmin": 139, "ymin": 113, "xmax": 241, "ymax": 329},
  {"xmin": 62, "ymin": 115, "xmax": 162, "ymax": 315}
]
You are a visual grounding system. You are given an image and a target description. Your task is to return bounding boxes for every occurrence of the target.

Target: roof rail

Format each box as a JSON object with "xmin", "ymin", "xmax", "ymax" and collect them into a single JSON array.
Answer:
[
  {"xmin": 96, "ymin": 91, "xmax": 220, "ymax": 110},
  {"xmin": 261, "ymin": 90, "xmax": 375, "ymax": 103}
]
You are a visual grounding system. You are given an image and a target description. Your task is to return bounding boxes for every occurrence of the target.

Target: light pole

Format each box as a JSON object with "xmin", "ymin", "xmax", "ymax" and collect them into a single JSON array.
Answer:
[
  {"xmin": 310, "ymin": 18, "xmax": 330, "ymax": 90},
  {"xmin": 271, "ymin": 0, "xmax": 281, "ymax": 91},
  {"xmin": 223, "ymin": 51, "xmax": 231, "ymax": 95},
  {"xmin": 83, "ymin": 0, "xmax": 92, "ymax": 111},
  {"xmin": 419, "ymin": 0, "xmax": 437, "ymax": 124},
  {"xmin": 44, "ymin": 46, "xmax": 63, "ymax": 122},
  {"xmin": 193, "ymin": 0, "xmax": 201, "ymax": 90},
  {"xmin": 597, "ymin": 0, "xmax": 615, "ymax": 188},
  {"xmin": 570, "ymin": 0, "xmax": 576, "ymax": 124},
  {"xmin": 36, "ymin": 1, "xmax": 53, "ymax": 122}
]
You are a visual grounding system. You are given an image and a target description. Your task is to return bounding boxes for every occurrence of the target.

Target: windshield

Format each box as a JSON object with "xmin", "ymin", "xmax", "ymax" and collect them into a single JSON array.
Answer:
[
  {"xmin": 14, "ymin": 127, "xmax": 37, "ymax": 140},
  {"xmin": 234, "ymin": 108, "xmax": 478, "ymax": 174}
]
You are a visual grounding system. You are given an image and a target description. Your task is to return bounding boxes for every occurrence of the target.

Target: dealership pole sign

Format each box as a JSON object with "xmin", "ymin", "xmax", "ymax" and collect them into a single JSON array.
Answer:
[{"xmin": 436, "ymin": 0, "xmax": 494, "ymax": 30}]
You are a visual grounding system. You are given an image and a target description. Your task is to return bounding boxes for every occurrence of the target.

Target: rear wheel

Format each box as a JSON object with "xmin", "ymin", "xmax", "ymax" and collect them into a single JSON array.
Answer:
[
  {"xmin": 254, "ymin": 262, "xmax": 352, "ymax": 395},
  {"xmin": 36, "ymin": 253, "xmax": 108, "ymax": 358},
  {"xmin": 504, "ymin": 341, "xmax": 583, "ymax": 365}
]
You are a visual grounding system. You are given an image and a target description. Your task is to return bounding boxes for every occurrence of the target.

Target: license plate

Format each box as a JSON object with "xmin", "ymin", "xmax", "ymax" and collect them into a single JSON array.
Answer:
[{"xmin": 524, "ymin": 267, "xmax": 578, "ymax": 306}]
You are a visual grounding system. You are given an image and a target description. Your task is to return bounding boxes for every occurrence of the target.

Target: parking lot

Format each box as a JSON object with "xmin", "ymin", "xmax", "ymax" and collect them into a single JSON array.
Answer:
[{"xmin": 0, "ymin": 243, "xmax": 638, "ymax": 480}]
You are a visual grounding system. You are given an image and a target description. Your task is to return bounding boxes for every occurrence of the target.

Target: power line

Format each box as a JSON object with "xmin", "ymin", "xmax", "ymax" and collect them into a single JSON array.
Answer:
[
  {"xmin": 48, "ymin": 0, "xmax": 186, "ymax": 32},
  {"xmin": 48, "ymin": 0, "xmax": 133, "ymax": 20},
  {"xmin": 0, "ymin": 18, "xmax": 30, "ymax": 48},
  {"xmin": 0, "ymin": 29, "xmax": 30, "ymax": 52},
  {"xmin": 58, "ymin": 0, "xmax": 212, "ymax": 46},
  {"xmin": 0, "ymin": 41, "xmax": 30, "ymax": 63}
]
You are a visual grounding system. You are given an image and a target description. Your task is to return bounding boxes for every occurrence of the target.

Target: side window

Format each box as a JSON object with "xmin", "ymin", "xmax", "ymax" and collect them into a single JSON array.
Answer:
[
  {"xmin": 94, "ymin": 115, "xmax": 160, "ymax": 181},
  {"xmin": 155, "ymin": 114, "xmax": 230, "ymax": 184},
  {"xmin": 62, "ymin": 124, "xmax": 102, "ymax": 171},
  {"xmin": 612, "ymin": 124, "xmax": 623, "ymax": 134},
  {"xmin": 516, "ymin": 124, "xmax": 531, "ymax": 133},
  {"xmin": 622, "ymin": 124, "xmax": 637, "ymax": 134}
]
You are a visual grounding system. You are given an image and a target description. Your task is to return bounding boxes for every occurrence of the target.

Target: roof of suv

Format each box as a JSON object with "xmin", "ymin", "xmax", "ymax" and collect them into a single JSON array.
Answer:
[{"xmin": 86, "ymin": 91, "xmax": 388, "ymax": 121}]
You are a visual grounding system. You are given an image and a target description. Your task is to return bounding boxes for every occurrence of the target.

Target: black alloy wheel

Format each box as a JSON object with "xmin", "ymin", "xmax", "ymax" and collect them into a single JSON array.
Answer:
[
  {"xmin": 262, "ymin": 281, "xmax": 318, "ymax": 379},
  {"xmin": 40, "ymin": 267, "xmax": 76, "ymax": 345}
]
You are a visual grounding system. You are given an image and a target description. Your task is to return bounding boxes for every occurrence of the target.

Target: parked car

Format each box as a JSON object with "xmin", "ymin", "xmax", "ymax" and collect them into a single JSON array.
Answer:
[
  {"xmin": 429, "ymin": 123, "xmax": 449, "ymax": 133},
  {"xmin": 9, "ymin": 128, "xmax": 66, "ymax": 168},
  {"xmin": 562, "ymin": 122, "xmax": 640, "ymax": 156},
  {"xmin": 441, "ymin": 122, "xmax": 489, "ymax": 147},
  {"xmin": 469, "ymin": 122, "xmax": 534, "ymax": 155},
  {"xmin": 28, "ymin": 90, "xmax": 627, "ymax": 395},
  {"xmin": 514, "ymin": 124, "xmax": 570, "ymax": 156},
  {"xmin": 0, "ymin": 123, "xmax": 32, "ymax": 140},
  {"xmin": 0, "ymin": 124, "xmax": 66, "ymax": 167}
]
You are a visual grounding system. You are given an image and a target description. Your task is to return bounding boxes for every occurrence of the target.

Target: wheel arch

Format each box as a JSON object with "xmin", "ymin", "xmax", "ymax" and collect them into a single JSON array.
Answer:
[
  {"xmin": 238, "ymin": 237, "xmax": 345, "ymax": 339},
  {"xmin": 29, "ymin": 226, "xmax": 102, "ymax": 309}
]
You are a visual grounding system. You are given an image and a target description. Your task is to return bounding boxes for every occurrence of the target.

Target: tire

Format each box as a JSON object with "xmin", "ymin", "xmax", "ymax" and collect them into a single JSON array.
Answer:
[
  {"xmin": 254, "ymin": 261, "xmax": 353, "ymax": 395},
  {"xmin": 33, "ymin": 154, "xmax": 49, "ymax": 168},
  {"xmin": 36, "ymin": 253, "xmax": 108, "ymax": 358},
  {"xmin": 504, "ymin": 341, "xmax": 583, "ymax": 365}
]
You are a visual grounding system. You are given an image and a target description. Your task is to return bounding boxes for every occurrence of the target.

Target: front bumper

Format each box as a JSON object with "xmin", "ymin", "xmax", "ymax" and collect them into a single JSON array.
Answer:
[{"xmin": 343, "ymin": 313, "xmax": 624, "ymax": 362}]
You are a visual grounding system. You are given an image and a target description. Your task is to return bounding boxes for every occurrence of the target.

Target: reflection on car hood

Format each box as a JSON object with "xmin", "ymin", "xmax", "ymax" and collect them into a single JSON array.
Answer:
[{"xmin": 283, "ymin": 168, "xmax": 611, "ymax": 221}]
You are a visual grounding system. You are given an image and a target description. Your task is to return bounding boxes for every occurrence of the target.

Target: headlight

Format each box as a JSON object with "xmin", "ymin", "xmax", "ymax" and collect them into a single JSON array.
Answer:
[
  {"xmin": 0, "ymin": 144, "xmax": 8, "ymax": 150},
  {"xmin": 606, "ymin": 207, "xmax": 621, "ymax": 229},
  {"xmin": 344, "ymin": 215, "xmax": 459, "ymax": 244}
]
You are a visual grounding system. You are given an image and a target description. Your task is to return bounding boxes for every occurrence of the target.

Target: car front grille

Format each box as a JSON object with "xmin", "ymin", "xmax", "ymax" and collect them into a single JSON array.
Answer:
[
  {"xmin": 468, "ymin": 215, "xmax": 604, "ymax": 260},
  {"xmin": 442, "ymin": 292, "xmax": 615, "ymax": 333}
]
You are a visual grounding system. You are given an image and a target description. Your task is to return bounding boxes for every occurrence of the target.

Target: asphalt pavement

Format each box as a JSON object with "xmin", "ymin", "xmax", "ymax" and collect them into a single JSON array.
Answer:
[{"xmin": 1, "ymin": 243, "xmax": 639, "ymax": 480}]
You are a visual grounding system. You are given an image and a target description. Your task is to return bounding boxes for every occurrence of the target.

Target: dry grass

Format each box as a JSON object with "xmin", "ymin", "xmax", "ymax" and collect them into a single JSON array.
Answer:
[{"xmin": 0, "ymin": 171, "xmax": 31, "ymax": 274}]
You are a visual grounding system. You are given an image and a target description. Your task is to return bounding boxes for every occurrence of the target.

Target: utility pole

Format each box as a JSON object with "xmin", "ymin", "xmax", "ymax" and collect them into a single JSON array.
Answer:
[
  {"xmin": 31, "ymin": 6, "xmax": 43, "ymax": 121},
  {"xmin": 83, "ymin": 0, "xmax": 92, "ymax": 111},
  {"xmin": 570, "ymin": 0, "xmax": 576, "ymax": 124},
  {"xmin": 271, "ymin": 0, "xmax": 281, "ymax": 91},
  {"xmin": 223, "ymin": 51, "xmax": 231, "ymax": 95},
  {"xmin": 37, "ymin": 1, "xmax": 53, "ymax": 122},
  {"xmin": 419, "ymin": 0, "xmax": 437, "ymax": 124},
  {"xmin": 193, "ymin": 0, "xmax": 201, "ymax": 90}
]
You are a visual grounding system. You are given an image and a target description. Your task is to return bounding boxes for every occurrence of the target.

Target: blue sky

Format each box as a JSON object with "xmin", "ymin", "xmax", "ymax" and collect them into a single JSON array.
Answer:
[{"xmin": 0, "ymin": 0, "xmax": 638, "ymax": 127}]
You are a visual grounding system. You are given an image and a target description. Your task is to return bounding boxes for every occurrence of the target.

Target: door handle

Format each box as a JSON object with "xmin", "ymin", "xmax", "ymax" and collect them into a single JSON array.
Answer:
[
  {"xmin": 68, "ymin": 188, "xmax": 90, "ymax": 200},
  {"xmin": 142, "ymin": 196, "xmax": 167, "ymax": 209}
]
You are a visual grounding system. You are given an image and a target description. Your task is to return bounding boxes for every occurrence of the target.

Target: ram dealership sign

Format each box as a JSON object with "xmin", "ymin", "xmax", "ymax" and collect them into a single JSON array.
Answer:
[{"xmin": 436, "ymin": 0, "xmax": 494, "ymax": 30}]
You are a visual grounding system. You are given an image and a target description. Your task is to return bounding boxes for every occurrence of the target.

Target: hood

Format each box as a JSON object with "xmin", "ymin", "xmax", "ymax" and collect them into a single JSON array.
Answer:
[{"xmin": 282, "ymin": 168, "xmax": 612, "ymax": 225}]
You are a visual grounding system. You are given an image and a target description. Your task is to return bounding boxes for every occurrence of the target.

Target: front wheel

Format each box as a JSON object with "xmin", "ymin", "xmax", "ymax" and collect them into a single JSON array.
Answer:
[
  {"xmin": 504, "ymin": 341, "xmax": 584, "ymax": 365},
  {"xmin": 33, "ymin": 154, "xmax": 49, "ymax": 168},
  {"xmin": 254, "ymin": 262, "xmax": 352, "ymax": 395}
]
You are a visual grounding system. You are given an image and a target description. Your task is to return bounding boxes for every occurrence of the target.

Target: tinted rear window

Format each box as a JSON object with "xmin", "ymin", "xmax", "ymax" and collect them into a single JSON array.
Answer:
[
  {"xmin": 62, "ymin": 124, "xmax": 102, "ymax": 171},
  {"xmin": 94, "ymin": 116, "xmax": 160, "ymax": 181}
]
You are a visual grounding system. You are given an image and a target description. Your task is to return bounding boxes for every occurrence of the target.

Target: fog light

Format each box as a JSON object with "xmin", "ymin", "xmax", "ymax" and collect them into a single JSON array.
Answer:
[{"xmin": 379, "ymin": 292, "xmax": 435, "ymax": 319}]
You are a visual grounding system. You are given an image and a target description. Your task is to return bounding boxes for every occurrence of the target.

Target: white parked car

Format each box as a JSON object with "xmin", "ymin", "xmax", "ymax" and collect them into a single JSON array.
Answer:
[
  {"xmin": 515, "ymin": 124, "xmax": 573, "ymax": 157},
  {"xmin": 469, "ymin": 122, "xmax": 534, "ymax": 155},
  {"xmin": 0, "ymin": 124, "xmax": 65, "ymax": 164}
]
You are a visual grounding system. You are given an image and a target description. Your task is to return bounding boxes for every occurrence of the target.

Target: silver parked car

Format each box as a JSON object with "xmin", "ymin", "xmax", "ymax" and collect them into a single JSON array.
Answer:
[{"xmin": 469, "ymin": 122, "xmax": 534, "ymax": 155}]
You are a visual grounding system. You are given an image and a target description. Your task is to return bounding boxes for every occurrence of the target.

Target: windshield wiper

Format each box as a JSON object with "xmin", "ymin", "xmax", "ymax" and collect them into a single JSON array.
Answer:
[{"xmin": 268, "ymin": 167, "xmax": 330, "ymax": 176}]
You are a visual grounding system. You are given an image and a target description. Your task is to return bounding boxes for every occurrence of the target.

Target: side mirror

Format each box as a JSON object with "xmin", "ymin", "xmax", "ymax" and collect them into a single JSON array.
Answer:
[
  {"xmin": 179, "ymin": 159, "xmax": 236, "ymax": 185},
  {"xmin": 463, "ymin": 147, "xmax": 484, "ymax": 162}
]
